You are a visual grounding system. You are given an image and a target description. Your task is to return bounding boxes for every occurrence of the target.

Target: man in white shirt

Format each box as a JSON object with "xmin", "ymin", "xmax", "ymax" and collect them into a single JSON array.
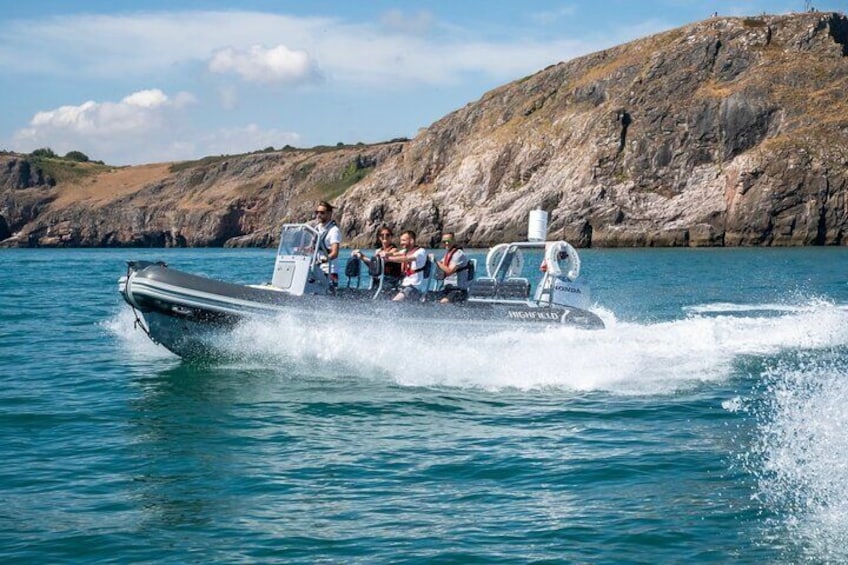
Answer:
[
  {"xmin": 314, "ymin": 200, "xmax": 341, "ymax": 287},
  {"xmin": 379, "ymin": 229, "xmax": 427, "ymax": 301}
]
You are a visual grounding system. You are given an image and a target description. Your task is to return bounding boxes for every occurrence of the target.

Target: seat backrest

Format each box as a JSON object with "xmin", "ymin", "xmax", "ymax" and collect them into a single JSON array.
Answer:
[
  {"xmin": 344, "ymin": 256, "xmax": 361, "ymax": 288},
  {"xmin": 345, "ymin": 256, "xmax": 361, "ymax": 278},
  {"xmin": 498, "ymin": 277, "xmax": 530, "ymax": 299},
  {"xmin": 468, "ymin": 277, "xmax": 497, "ymax": 299},
  {"xmin": 418, "ymin": 254, "xmax": 435, "ymax": 295},
  {"xmin": 368, "ymin": 255, "xmax": 383, "ymax": 278},
  {"xmin": 422, "ymin": 256, "xmax": 433, "ymax": 279}
]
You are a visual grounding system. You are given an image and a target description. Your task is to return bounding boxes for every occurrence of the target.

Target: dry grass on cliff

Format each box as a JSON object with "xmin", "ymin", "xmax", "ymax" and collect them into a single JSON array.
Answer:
[{"xmin": 51, "ymin": 163, "xmax": 175, "ymax": 207}]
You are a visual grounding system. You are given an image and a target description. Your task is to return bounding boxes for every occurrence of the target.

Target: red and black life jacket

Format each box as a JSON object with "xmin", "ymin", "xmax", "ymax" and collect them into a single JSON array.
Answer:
[
  {"xmin": 443, "ymin": 246, "xmax": 473, "ymax": 276},
  {"xmin": 403, "ymin": 247, "xmax": 428, "ymax": 277}
]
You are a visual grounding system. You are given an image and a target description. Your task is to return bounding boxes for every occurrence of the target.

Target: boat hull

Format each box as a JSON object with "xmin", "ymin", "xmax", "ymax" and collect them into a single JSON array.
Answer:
[{"xmin": 119, "ymin": 261, "xmax": 604, "ymax": 358}]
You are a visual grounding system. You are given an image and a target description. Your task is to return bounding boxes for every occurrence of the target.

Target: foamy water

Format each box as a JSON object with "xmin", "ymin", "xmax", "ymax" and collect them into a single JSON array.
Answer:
[
  {"xmin": 104, "ymin": 309, "xmax": 176, "ymax": 360},
  {"xmin": 746, "ymin": 351, "xmax": 848, "ymax": 562},
  {"xmin": 112, "ymin": 299, "xmax": 848, "ymax": 392}
]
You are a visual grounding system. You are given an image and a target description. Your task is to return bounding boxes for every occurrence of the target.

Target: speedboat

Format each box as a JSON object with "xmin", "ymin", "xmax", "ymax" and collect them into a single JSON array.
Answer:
[{"xmin": 119, "ymin": 213, "xmax": 605, "ymax": 358}]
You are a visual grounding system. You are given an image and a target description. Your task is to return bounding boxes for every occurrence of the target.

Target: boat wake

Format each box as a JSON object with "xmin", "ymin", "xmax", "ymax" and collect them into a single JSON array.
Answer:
[
  {"xmin": 683, "ymin": 297, "xmax": 844, "ymax": 316},
  {"xmin": 110, "ymin": 297, "xmax": 848, "ymax": 395},
  {"xmin": 734, "ymin": 348, "xmax": 848, "ymax": 562}
]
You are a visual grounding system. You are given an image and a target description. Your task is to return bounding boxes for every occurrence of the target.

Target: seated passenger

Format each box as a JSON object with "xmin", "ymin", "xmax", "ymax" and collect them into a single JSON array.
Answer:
[
  {"xmin": 352, "ymin": 226, "xmax": 403, "ymax": 292},
  {"xmin": 435, "ymin": 232, "xmax": 471, "ymax": 303},
  {"xmin": 378, "ymin": 230, "xmax": 427, "ymax": 302}
]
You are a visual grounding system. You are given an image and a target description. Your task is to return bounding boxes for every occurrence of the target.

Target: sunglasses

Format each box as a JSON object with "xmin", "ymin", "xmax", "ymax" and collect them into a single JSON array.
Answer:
[
  {"xmin": 379, "ymin": 234, "xmax": 392, "ymax": 238},
  {"xmin": 314, "ymin": 209, "xmax": 328, "ymax": 215},
  {"xmin": 442, "ymin": 239, "xmax": 453, "ymax": 244}
]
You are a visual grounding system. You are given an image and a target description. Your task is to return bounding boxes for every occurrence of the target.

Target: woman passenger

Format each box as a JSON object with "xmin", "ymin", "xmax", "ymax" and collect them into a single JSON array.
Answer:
[{"xmin": 352, "ymin": 226, "xmax": 403, "ymax": 292}]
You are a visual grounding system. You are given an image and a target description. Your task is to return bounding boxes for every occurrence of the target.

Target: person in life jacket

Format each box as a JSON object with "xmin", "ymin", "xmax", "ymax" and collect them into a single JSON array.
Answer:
[
  {"xmin": 314, "ymin": 200, "xmax": 341, "ymax": 287},
  {"xmin": 378, "ymin": 229, "xmax": 427, "ymax": 302},
  {"xmin": 435, "ymin": 232, "xmax": 471, "ymax": 303},
  {"xmin": 352, "ymin": 225, "xmax": 403, "ymax": 292}
]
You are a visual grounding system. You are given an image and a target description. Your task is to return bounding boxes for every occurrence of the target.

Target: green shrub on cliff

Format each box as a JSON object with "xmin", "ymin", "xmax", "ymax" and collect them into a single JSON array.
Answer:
[
  {"xmin": 27, "ymin": 148, "xmax": 109, "ymax": 183},
  {"xmin": 30, "ymin": 147, "xmax": 58, "ymax": 159},
  {"xmin": 314, "ymin": 157, "xmax": 374, "ymax": 200},
  {"xmin": 64, "ymin": 151, "xmax": 90, "ymax": 162}
]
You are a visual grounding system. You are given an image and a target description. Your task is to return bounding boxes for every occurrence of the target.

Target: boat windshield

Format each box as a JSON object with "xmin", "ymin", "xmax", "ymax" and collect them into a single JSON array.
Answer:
[{"xmin": 278, "ymin": 224, "xmax": 318, "ymax": 257}]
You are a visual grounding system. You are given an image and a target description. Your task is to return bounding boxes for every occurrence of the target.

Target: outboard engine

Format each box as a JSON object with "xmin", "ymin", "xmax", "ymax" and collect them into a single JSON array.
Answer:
[
  {"xmin": 534, "ymin": 241, "xmax": 592, "ymax": 310},
  {"xmin": 547, "ymin": 275, "xmax": 592, "ymax": 310},
  {"xmin": 271, "ymin": 224, "xmax": 329, "ymax": 295}
]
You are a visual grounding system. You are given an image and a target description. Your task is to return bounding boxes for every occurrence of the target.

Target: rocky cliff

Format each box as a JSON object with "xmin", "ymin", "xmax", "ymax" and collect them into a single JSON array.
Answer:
[
  {"xmin": 2, "ymin": 12, "xmax": 847, "ymax": 248},
  {"xmin": 0, "ymin": 144, "xmax": 403, "ymax": 247}
]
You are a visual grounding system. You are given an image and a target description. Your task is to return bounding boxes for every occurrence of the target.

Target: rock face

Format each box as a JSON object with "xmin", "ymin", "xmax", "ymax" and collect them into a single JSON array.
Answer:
[
  {"xmin": 340, "ymin": 12, "xmax": 848, "ymax": 248},
  {"xmin": 2, "ymin": 12, "xmax": 847, "ymax": 248},
  {"xmin": 0, "ymin": 156, "xmax": 57, "ymax": 241}
]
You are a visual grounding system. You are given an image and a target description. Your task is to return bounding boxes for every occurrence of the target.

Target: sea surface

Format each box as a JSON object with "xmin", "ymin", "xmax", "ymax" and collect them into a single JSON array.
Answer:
[{"xmin": 2, "ymin": 246, "xmax": 848, "ymax": 563}]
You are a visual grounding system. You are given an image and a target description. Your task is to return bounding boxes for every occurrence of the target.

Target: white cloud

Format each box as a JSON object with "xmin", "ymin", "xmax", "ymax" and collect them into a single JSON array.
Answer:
[
  {"xmin": 208, "ymin": 44, "xmax": 320, "ymax": 84},
  {"xmin": 0, "ymin": 10, "xmax": 637, "ymax": 88},
  {"xmin": 11, "ymin": 88, "xmax": 300, "ymax": 164},
  {"xmin": 0, "ymin": 11, "xmax": 330, "ymax": 78},
  {"xmin": 18, "ymin": 89, "xmax": 188, "ymax": 139},
  {"xmin": 29, "ymin": 101, "xmax": 98, "ymax": 133},
  {"xmin": 122, "ymin": 88, "xmax": 169, "ymax": 108},
  {"xmin": 12, "ymin": 89, "xmax": 200, "ymax": 163}
]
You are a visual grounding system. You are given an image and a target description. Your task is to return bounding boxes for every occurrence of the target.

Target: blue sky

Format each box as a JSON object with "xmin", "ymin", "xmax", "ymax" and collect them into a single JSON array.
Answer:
[{"xmin": 1, "ymin": 0, "xmax": 844, "ymax": 165}]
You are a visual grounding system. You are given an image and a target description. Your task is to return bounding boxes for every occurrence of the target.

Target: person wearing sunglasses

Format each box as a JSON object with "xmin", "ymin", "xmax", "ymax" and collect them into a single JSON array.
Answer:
[
  {"xmin": 352, "ymin": 226, "xmax": 403, "ymax": 292},
  {"xmin": 313, "ymin": 201, "xmax": 341, "ymax": 287},
  {"xmin": 435, "ymin": 232, "xmax": 471, "ymax": 303}
]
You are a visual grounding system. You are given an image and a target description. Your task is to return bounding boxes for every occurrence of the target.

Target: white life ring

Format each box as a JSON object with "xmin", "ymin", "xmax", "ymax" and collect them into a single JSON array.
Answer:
[
  {"xmin": 486, "ymin": 244, "xmax": 525, "ymax": 278},
  {"xmin": 509, "ymin": 249, "xmax": 525, "ymax": 278},
  {"xmin": 486, "ymin": 243, "xmax": 508, "ymax": 277},
  {"xmin": 544, "ymin": 241, "xmax": 581, "ymax": 281}
]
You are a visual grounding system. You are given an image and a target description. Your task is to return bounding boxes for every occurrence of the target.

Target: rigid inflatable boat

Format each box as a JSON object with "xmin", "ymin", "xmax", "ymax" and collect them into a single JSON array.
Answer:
[{"xmin": 119, "ymin": 214, "xmax": 604, "ymax": 358}]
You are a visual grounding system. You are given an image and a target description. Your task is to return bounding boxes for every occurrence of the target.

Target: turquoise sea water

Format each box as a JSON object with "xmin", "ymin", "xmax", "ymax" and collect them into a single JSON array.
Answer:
[{"xmin": 2, "ymin": 247, "xmax": 848, "ymax": 563}]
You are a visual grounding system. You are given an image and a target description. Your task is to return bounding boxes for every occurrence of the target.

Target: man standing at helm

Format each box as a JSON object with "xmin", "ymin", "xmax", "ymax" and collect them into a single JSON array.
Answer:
[{"xmin": 314, "ymin": 200, "xmax": 341, "ymax": 287}]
